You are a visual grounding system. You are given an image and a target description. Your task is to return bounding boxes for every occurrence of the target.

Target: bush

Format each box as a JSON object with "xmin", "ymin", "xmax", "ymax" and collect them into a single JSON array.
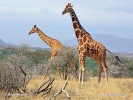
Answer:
[
  {"xmin": 0, "ymin": 45, "xmax": 31, "ymax": 94},
  {"xmin": 46, "ymin": 46, "xmax": 78, "ymax": 79}
]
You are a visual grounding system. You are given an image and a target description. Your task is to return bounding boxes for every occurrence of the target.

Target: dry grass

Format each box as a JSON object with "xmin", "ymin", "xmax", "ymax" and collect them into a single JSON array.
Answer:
[{"xmin": 1, "ymin": 75, "xmax": 133, "ymax": 100}]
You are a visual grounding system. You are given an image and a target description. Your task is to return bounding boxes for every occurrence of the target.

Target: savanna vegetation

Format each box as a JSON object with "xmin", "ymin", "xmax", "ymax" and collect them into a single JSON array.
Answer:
[{"xmin": 0, "ymin": 44, "xmax": 133, "ymax": 100}]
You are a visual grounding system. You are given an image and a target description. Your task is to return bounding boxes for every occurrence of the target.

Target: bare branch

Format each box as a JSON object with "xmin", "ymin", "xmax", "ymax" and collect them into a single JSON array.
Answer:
[{"xmin": 51, "ymin": 76, "xmax": 71, "ymax": 100}]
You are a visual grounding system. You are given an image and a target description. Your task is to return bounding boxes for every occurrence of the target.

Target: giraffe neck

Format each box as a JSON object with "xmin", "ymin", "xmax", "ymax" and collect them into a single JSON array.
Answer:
[
  {"xmin": 70, "ymin": 9, "xmax": 92, "ymax": 41},
  {"xmin": 37, "ymin": 29, "xmax": 54, "ymax": 47}
]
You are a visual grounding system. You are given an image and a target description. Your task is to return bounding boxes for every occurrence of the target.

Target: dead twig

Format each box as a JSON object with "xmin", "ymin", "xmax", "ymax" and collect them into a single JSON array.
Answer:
[
  {"xmin": 51, "ymin": 76, "xmax": 71, "ymax": 100},
  {"xmin": 19, "ymin": 66, "xmax": 26, "ymax": 76}
]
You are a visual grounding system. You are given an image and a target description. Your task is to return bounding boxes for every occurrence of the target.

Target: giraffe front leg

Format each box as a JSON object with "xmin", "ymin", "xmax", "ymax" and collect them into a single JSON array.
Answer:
[
  {"xmin": 81, "ymin": 67, "xmax": 85, "ymax": 85},
  {"xmin": 80, "ymin": 56, "xmax": 86, "ymax": 85},
  {"xmin": 78, "ymin": 55, "xmax": 81, "ymax": 83},
  {"xmin": 78, "ymin": 67, "xmax": 82, "ymax": 83}
]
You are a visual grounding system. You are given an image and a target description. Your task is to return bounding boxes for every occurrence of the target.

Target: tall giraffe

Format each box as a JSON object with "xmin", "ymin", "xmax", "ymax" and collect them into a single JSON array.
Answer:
[
  {"xmin": 62, "ymin": 3, "xmax": 121, "ymax": 84},
  {"xmin": 29, "ymin": 25, "xmax": 77, "ymax": 79}
]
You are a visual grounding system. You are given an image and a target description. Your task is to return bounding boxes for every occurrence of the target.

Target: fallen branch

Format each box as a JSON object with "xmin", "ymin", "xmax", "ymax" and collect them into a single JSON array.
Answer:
[
  {"xmin": 51, "ymin": 76, "xmax": 71, "ymax": 100},
  {"xmin": 34, "ymin": 76, "xmax": 55, "ymax": 96}
]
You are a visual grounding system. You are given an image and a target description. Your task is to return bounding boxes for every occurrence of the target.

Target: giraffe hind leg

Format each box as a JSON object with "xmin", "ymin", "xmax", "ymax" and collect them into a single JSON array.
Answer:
[
  {"xmin": 98, "ymin": 65, "xmax": 103, "ymax": 83},
  {"xmin": 56, "ymin": 66, "xmax": 62, "ymax": 79},
  {"xmin": 73, "ymin": 64, "xmax": 78, "ymax": 78},
  {"xmin": 44, "ymin": 66, "xmax": 50, "ymax": 79},
  {"xmin": 96, "ymin": 60, "xmax": 102, "ymax": 83},
  {"xmin": 101, "ymin": 61, "xmax": 108, "ymax": 84}
]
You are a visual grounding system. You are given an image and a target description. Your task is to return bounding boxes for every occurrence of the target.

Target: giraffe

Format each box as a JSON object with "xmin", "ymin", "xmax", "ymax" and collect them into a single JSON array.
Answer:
[
  {"xmin": 62, "ymin": 3, "xmax": 121, "ymax": 84},
  {"xmin": 29, "ymin": 25, "xmax": 77, "ymax": 79}
]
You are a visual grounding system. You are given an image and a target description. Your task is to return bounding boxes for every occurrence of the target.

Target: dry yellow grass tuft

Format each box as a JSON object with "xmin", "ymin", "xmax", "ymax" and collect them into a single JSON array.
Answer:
[{"xmin": 1, "ymin": 75, "xmax": 133, "ymax": 100}]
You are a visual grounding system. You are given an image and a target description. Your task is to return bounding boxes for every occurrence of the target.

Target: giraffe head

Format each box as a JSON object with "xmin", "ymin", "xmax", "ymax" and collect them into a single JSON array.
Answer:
[
  {"xmin": 29, "ymin": 25, "xmax": 40, "ymax": 35},
  {"xmin": 62, "ymin": 3, "xmax": 73, "ymax": 15}
]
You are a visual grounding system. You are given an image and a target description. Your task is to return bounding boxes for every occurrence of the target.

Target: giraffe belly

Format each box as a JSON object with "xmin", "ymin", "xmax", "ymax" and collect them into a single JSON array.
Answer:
[{"xmin": 85, "ymin": 47, "xmax": 105, "ymax": 60}]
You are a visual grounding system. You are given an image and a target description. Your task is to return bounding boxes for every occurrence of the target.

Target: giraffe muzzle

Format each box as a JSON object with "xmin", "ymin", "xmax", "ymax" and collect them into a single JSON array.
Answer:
[
  {"xmin": 29, "ymin": 32, "xmax": 31, "ymax": 35},
  {"xmin": 62, "ymin": 11, "xmax": 65, "ymax": 15}
]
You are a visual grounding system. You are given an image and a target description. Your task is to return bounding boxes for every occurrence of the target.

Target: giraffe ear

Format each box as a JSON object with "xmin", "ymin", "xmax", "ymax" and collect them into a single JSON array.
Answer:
[{"xmin": 34, "ymin": 25, "xmax": 36, "ymax": 28}]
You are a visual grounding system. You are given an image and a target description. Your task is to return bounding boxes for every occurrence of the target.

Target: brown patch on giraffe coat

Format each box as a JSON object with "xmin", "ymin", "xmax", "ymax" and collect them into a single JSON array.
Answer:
[
  {"xmin": 79, "ymin": 39, "xmax": 83, "ymax": 45},
  {"xmin": 72, "ymin": 17, "xmax": 76, "ymax": 22},
  {"xmin": 91, "ymin": 44, "xmax": 94, "ymax": 49},
  {"xmin": 97, "ymin": 46, "xmax": 100, "ymax": 52},
  {"xmin": 83, "ymin": 35, "xmax": 87, "ymax": 43},
  {"xmin": 77, "ymin": 46, "xmax": 80, "ymax": 51},
  {"xmin": 87, "ymin": 43, "xmax": 90, "ymax": 47},
  {"xmin": 76, "ymin": 29, "xmax": 80, "ymax": 38},
  {"xmin": 73, "ymin": 23, "xmax": 78, "ymax": 29},
  {"xmin": 93, "ymin": 49, "xmax": 97, "ymax": 54},
  {"xmin": 80, "ymin": 31, "xmax": 85, "ymax": 37},
  {"xmin": 84, "ymin": 44, "xmax": 87, "ymax": 49},
  {"xmin": 87, "ymin": 46, "xmax": 90, "ymax": 51},
  {"xmin": 90, "ymin": 48, "xmax": 94, "ymax": 53},
  {"xmin": 80, "ymin": 47, "xmax": 84, "ymax": 51}
]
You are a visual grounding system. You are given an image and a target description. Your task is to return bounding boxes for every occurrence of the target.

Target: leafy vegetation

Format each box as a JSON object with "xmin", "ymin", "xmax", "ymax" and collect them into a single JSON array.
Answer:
[
  {"xmin": 0, "ymin": 46, "xmax": 133, "ymax": 78},
  {"xmin": 24, "ymin": 50, "xmax": 50, "ymax": 65},
  {"xmin": 0, "ymin": 47, "xmax": 18, "ymax": 60}
]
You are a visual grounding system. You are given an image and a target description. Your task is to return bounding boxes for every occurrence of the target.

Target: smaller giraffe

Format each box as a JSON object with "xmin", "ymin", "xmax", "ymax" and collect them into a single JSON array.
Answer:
[
  {"xmin": 62, "ymin": 3, "xmax": 121, "ymax": 84},
  {"xmin": 29, "ymin": 25, "xmax": 62, "ymax": 60},
  {"xmin": 29, "ymin": 25, "xmax": 77, "ymax": 79}
]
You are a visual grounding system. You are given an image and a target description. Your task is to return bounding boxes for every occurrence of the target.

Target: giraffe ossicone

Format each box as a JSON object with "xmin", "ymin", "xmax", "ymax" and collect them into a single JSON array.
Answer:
[{"xmin": 34, "ymin": 25, "xmax": 36, "ymax": 28}]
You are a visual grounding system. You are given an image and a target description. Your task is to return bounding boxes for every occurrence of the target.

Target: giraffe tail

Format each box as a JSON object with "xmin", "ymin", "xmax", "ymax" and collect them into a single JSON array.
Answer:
[
  {"xmin": 106, "ymin": 49, "xmax": 122, "ymax": 64},
  {"xmin": 115, "ymin": 56, "xmax": 122, "ymax": 63}
]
